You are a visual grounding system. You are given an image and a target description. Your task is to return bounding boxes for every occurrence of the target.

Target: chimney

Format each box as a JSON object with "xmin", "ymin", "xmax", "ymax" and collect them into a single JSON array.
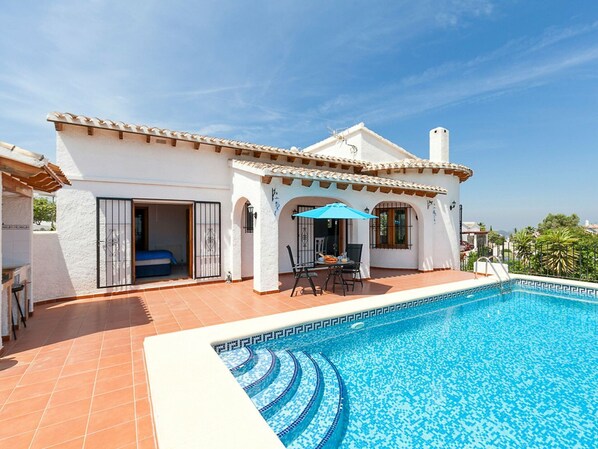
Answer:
[{"xmin": 429, "ymin": 127, "xmax": 449, "ymax": 162}]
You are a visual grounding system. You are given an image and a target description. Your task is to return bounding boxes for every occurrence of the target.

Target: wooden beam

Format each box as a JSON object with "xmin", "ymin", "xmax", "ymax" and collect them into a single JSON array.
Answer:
[
  {"xmin": 386, "ymin": 169, "xmax": 392, "ymax": 174},
  {"xmin": 2, "ymin": 173, "xmax": 32, "ymax": 197},
  {"xmin": 432, "ymin": 168, "xmax": 440, "ymax": 174},
  {"xmin": 282, "ymin": 177, "xmax": 293, "ymax": 186},
  {"xmin": 354, "ymin": 166, "xmax": 362, "ymax": 174},
  {"xmin": 316, "ymin": 160, "xmax": 325, "ymax": 167},
  {"xmin": 380, "ymin": 187, "xmax": 392, "ymax": 194},
  {"xmin": 391, "ymin": 188, "xmax": 405, "ymax": 195},
  {"xmin": 366, "ymin": 185, "xmax": 378, "ymax": 193},
  {"xmin": 341, "ymin": 164, "xmax": 350, "ymax": 170},
  {"xmin": 146, "ymin": 135, "xmax": 151, "ymax": 144},
  {"xmin": 319, "ymin": 181, "xmax": 331, "ymax": 189},
  {"xmin": 171, "ymin": 139, "xmax": 177, "ymax": 147},
  {"xmin": 87, "ymin": 127, "xmax": 94, "ymax": 136},
  {"xmin": 261, "ymin": 176, "xmax": 272, "ymax": 184},
  {"xmin": 193, "ymin": 142, "xmax": 200, "ymax": 150},
  {"xmin": 418, "ymin": 168, "xmax": 424, "ymax": 174},
  {"xmin": 235, "ymin": 149, "xmax": 242, "ymax": 156},
  {"xmin": 301, "ymin": 179, "xmax": 313, "ymax": 187},
  {"xmin": 214, "ymin": 145, "xmax": 222, "ymax": 153},
  {"xmin": 0, "ymin": 157, "xmax": 42, "ymax": 178},
  {"xmin": 118, "ymin": 131, "xmax": 124, "ymax": 140},
  {"xmin": 287, "ymin": 156, "xmax": 296, "ymax": 163},
  {"xmin": 301, "ymin": 158, "xmax": 310, "ymax": 165},
  {"xmin": 270, "ymin": 154, "xmax": 278, "ymax": 160},
  {"xmin": 54, "ymin": 122, "xmax": 63, "ymax": 131},
  {"xmin": 351, "ymin": 184, "xmax": 364, "ymax": 191},
  {"xmin": 329, "ymin": 163, "xmax": 338, "ymax": 168},
  {"xmin": 414, "ymin": 191, "xmax": 426, "ymax": 196},
  {"xmin": 336, "ymin": 183, "xmax": 348, "ymax": 190},
  {"xmin": 253, "ymin": 151, "xmax": 261, "ymax": 158}
]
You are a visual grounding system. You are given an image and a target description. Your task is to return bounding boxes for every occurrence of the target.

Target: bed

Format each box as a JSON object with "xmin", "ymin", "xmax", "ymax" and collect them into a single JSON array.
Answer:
[{"xmin": 135, "ymin": 250, "xmax": 178, "ymax": 278}]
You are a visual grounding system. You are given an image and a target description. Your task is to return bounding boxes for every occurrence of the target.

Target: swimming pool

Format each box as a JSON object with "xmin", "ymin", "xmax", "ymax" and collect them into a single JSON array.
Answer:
[{"xmin": 217, "ymin": 280, "xmax": 598, "ymax": 448}]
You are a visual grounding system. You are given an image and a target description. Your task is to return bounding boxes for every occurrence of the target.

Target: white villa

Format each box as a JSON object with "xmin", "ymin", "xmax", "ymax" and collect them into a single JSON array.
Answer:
[{"xmin": 34, "ymin": 112, "xmax": 473, "ymax": 301}]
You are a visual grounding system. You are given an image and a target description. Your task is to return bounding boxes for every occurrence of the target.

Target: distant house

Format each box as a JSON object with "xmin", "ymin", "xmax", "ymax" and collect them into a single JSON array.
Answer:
[
  {"xmin": 583, "ymin": 220, "xmax": 598, "ymax": 235},
  {"xmin": 35, "ymin": 113, "xmax": 473, "ymax": 300},
  {"xmin": 461, "ymin": 221, "xmax": 488, "ymax": 251}
]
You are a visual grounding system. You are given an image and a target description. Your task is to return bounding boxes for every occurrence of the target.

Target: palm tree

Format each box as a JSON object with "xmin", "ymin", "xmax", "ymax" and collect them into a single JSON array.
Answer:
[
  {"xmin": 512, "ymin": 229, "xmax": 535, "ymax": 267},
  {"xmin": 536, "ymin": 228, "xmax": 578, "ymax": 277}
]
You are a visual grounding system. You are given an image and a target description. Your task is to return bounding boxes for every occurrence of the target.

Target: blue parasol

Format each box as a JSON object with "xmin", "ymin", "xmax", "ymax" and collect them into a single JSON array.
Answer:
[{"xmin": 293, "ymin": 202, "xmax": 377, "ymax": 220}]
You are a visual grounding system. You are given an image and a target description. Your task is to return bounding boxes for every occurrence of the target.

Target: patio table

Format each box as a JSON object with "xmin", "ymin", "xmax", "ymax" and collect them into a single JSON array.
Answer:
[{"xmin": 317, "ymin": 259, "xmax": 354, "ymax": 296}]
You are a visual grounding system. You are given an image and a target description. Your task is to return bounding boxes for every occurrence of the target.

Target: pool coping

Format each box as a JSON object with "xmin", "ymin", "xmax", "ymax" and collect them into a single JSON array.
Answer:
[{"xmin": 143, "ymin": 274, "xmax": 598, "ymax": 449}]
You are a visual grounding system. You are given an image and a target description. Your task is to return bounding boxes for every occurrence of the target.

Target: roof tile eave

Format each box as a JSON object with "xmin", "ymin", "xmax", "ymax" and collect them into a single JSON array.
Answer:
[
  {"xmin": 47, "ymin": 111, "xmax": 368, "ymax": 168},
  {"xmin": 231, "ymin": 159, "xmax": 446, "ymax": 194}
]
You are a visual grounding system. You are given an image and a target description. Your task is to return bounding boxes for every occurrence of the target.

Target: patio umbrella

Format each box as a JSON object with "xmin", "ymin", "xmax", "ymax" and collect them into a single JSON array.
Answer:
[
  {"xmin": 293, "ymin": 203, "xmax": 377, "ymax": 255},
  {"xmin": 293, "ymin": 202, "xmax": 377, "ymax": 220}
]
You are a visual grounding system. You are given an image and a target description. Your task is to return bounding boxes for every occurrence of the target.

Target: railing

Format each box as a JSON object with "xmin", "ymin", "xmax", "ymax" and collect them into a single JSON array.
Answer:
[
  {"xmin": 474, "ymin": 256, "xmax": 511, "ymax": 292},
  {"xmin": 461, "ymin": 241, "xmax": 598, "ymax": 283}
]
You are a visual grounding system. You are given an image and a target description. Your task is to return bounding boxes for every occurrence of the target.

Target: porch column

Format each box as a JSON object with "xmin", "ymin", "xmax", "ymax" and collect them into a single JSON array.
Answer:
[
  {"xmin": 354, "ymin": 219, "xmax": 371, "ymax": 279},
  {"xmin": 253, "ymin": 190, "xmax": 279, "ymax": 293},
  {"xmin": 418, "ymin": 208, "xmax": 435, "ymax": 271},
  {"xmin": 230, "ymin": 213, "xmax": 242, "ymax": 281}
]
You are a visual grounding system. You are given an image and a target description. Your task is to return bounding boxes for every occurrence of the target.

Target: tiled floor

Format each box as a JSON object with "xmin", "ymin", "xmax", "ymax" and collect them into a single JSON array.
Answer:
[{"xmin": 0, "ymin": 269, "xmax": 475, "ymax": 448}]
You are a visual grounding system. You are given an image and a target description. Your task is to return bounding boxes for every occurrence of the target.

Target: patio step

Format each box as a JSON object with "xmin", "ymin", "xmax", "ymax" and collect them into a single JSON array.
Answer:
[
  {"xmin": 219, "ymin": 346, "xmax": 256, "ymax": 376},
  {"xmin": 286, "ymin": 353, "xmax": 348, "ymax": 449},
  {"xmin": 267, "ymin": 352, "xmax": 323, "ymax": 445},
  {"xmin": 251, "ymin": 350, "xmax": 301, "ymax": 419},
  {"xmin": 235, "ymin": 348, "xmax": 279, "ymax": 396}
]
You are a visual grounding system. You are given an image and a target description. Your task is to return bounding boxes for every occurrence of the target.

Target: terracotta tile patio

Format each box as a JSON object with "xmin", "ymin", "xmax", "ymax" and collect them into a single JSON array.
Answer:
[{"xmin": 0, "ymin": 269, "xmax": 475, "ymax": 448}]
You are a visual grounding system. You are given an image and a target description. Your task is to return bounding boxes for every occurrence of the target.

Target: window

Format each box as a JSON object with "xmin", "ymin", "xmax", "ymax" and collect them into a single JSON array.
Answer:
[{"xmin": 370, "ymin": 202, "xmax": 412, "ymax": 249}]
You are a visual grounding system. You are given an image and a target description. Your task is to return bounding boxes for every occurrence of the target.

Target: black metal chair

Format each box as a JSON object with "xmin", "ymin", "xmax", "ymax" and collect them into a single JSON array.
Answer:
[
  {"xmin": 286, "ymin": 245, "xmax": 319, "ymax": 297},
  {"xmin": 11, "ymin": 283, "xmax": 27, "ymax": 340},
  {"xmin": 342, "ymin": 243, "xmax": 363, "ymax": 290}
]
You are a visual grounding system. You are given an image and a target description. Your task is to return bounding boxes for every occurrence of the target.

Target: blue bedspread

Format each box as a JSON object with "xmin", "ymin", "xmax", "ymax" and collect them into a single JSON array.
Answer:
[{"xmin": 136, "ymin": 250, "xmax": 177, "ymax": 264}]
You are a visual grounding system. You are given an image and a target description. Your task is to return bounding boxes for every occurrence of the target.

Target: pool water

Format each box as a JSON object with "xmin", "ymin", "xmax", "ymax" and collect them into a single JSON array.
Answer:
[{"xmin": 221, "ymin": 284, "xmax": 598, "ymax": 448}]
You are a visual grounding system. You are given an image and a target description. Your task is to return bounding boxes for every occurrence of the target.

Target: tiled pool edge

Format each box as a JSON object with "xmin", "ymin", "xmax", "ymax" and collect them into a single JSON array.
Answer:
[
  {"xmin": 144, "ymin": 274, "xmax": 598, "ymax": 449},
  {"xmin": 213, "ymin": 275, "xmax": 598, "ymax": 354}
]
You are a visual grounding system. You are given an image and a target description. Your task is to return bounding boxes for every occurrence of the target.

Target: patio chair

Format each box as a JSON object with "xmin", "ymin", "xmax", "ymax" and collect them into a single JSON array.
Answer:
[
  {"xmin": 342, "ymin": 243, "xmax": 363, "ymax": 290},
  {"xmin": 315, "ymin": 237, "xmax": 325, "ymax": 256},
  {"xmin": 286, "ymin": 245, "xmax": 319, "ymax": 297}
]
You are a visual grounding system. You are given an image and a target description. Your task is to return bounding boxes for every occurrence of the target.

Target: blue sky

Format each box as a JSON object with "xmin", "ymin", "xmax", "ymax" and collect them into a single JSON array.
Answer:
[{"xmin": 1, "ymin": 1, "xmax": 597, "ymax": 231}]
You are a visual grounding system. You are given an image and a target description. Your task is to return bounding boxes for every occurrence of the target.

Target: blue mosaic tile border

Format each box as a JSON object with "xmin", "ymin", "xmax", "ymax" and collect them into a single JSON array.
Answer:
[
  {"xmin": 514, "ymin": 278, "xmax": 598, "ymax": 297},
  {"xmin": 212, "ymin": 278, "xmax": 598, "ymax": 354},
  {"xmin": 213, "ymin": 283, "xmax": 499, "ymax": 353}
]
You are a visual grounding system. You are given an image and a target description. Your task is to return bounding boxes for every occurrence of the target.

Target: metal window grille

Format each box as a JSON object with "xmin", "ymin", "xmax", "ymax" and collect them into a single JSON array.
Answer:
[
  {"xmin": 194, "ymin": 201, "xmax": 222, "ymax": 279},
  {"xmin": 296, "ymin": 205, "xmax": 315, "ymax": 265},
  {"xmin": 97, "ymin": 198, "xmax": 133, "ymax": 288},
  {"xmin": 243, "ymin": 202, "xmax": 254, "ymax": 233},
  {"xmin": 370, "ymin": 202, "xmax": 413, "ymax": 249}
]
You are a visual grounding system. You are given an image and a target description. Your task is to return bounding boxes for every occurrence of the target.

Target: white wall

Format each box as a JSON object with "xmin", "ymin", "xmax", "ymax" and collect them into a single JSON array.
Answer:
[
  {"xmin": 2, "ymin": 195, "xmax": 32, "ymax": 267},
  {"xmin": 32, "ymin": 128, "xmax": 236, "ymax": 300},
  {"xmin": 32, "ymin": 232, "xmax": 75, "ymax": 301}
]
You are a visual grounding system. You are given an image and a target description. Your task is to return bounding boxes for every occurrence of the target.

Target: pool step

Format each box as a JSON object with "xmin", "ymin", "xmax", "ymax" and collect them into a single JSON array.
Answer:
[
  {"xmin": 219, "ymin": 348, "xmax": 349, "ymax": 448},
  {"xmin": 219, "ymin": 346, "xmax": 256, "ymax": 376},
  {"xmin": 251, "ymin": 350, "xmax": 302, "ymax": 419},
  {"xmin": 235, "ymin": 348, "xmax": 279, "ymax": 396},
  {"xmin": 268, "ymin": 352, "xmax": 323, "ymax": 445},
  {"xmin": 287, "ymin": 353, "xmax": 348, "ymax": 449}
]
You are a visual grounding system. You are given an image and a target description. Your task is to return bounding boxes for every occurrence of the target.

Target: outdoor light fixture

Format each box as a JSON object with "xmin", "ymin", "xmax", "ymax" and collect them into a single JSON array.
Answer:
[
  {"xmin": 253, "ymin": 211, "xmax": 258, "ymax": 219},
  {"xmin": 364, "ymin": 207, "xmax": 370, "ymax": 214},
  {"xmin": 291, "ymin": 208, "xmax": 297, "ymax": 220},
  {"xmin": 450, "ymin": 201, "xmax": 457, "ymax": 210}
]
